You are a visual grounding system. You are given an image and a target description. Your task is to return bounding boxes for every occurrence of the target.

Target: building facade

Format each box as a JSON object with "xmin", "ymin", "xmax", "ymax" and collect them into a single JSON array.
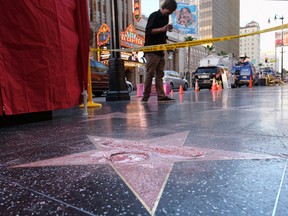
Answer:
[
  {"xmin": 198, "ymin": 0, "xmax": 240, "ymax": 56},
  {"xmin": 240, "ymin": 21, "xmax": 261, "ymax": 66},
  {"xmin": 136, "ymin": 15, "xmax": 207, "ymax": 86},
  {"xmin": 159, "ymin": 0, "xmax": 240, "ymax": 64},
  {"xmin": 88, "ymin": 0, "xmax": 142, "ymax": 88},
  {"xmin": 89, "ymin": 0, "xmax": 207, "ymax": 88}
]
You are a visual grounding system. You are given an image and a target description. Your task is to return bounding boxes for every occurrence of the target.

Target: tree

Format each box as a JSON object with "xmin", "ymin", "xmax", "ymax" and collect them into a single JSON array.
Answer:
[
  {"xmin": 184, "ymin": 36, "xmax": 194, "ymax": 73},
  {"xmin": 204, "ymin": 44, "xmax": 214, "ymax": 55},
  {"xmin": 218, "ymin": 50, "xmax": 228, "ymax": 56},
  {"xmin": 184, "ymin": 36, "xmax": 195, "ymax": 87}
]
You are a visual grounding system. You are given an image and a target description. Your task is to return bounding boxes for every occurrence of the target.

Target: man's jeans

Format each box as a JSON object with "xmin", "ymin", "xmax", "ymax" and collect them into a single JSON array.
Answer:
[{"xmin": 143, "ymin": 53, "xmax": 166, "ymax": 98}]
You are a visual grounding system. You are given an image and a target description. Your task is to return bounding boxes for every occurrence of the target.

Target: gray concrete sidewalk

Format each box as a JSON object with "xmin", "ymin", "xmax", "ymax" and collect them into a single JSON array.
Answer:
[{"xmin": 0, "ymin": 86, "xmax": 287, "ymax": 216}]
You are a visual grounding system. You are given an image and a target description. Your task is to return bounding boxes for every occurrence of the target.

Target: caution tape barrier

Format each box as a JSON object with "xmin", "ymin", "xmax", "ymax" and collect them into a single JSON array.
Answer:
[{"xmin": 90, "ymin": 23, "xmax": 288, "ymax": 53}]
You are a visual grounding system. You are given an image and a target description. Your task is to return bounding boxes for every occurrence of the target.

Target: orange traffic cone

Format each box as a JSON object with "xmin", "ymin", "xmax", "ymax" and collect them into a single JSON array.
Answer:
[
  {"xmin": 212, "ymin": 90, "xmax": 217, "ymax": 101},
  {"xmin": 179, "ymin": 93, "xmax": 184, "ymax": 103},
  {"xmin": 194, "ymin": 79, "xmax": 200, "ymax": 92},
  {"xmin": 248, "ymin": 76, "xmax": 253, "ymax": 88},
  {"xmin": 179, "ymin": 85, "xmax": 184, "ymax": 94},
  {"xmin": 211, "ymin": 78, "xmax": 217, "ymax": 91},
  {"xmin": 217, "ymin": 81, "xmax": 222, "ymax": 91}
]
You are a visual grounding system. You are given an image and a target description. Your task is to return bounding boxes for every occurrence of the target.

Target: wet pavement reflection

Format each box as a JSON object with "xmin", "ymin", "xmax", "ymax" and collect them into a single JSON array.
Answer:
[{"xmin": 0, "ymin": 86, "xmax": 288, "ymax": 215}]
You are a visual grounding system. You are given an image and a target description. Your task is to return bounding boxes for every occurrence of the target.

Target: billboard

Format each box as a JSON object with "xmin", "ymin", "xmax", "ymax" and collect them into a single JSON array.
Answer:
[
  {"xmin": 171, "ymin": 3, "xmax": 198, "ymax": 35},
  {"xmin": 275, "ymin": 31, "xmax": 288, "ymax": 47}
]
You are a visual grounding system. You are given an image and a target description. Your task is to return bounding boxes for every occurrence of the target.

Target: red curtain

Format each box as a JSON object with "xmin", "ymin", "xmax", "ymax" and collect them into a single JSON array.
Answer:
[{"xmin": 0, "ymin": 0, "xmax": 89, "ymax": 116}]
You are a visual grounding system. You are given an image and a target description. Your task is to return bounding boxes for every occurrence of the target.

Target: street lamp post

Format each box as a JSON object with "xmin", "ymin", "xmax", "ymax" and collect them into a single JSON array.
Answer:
[
  {"xmin": 268, "ymin": 14, "xmax": 284, "ymax": 81},
  {"xmin": 106, "ymin": 0, "xmax": 130, "ymax": 101}
]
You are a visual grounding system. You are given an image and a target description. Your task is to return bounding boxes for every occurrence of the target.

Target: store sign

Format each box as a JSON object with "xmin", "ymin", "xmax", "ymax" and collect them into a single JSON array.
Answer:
[
  {"xmin": 121, "ymin": 51, "xmax": 138, "ymax": 61},
  {"xmin": 133, "ymin": 0, "xmax": 141, "ymax": 22},
  {"xmin": 120, "ymin": 24, "xmax": 144, "ymax": 48},
  {"xmin": 99, "ymin": 47, "xmax": 110, "ymax": 61},
  {"xmin": 96, "ymin": 24, "xmax": 111, "ymax": 62},
  {"xmin": 97, "ymin": 23, "xmax": 110, "ymax": 46}
]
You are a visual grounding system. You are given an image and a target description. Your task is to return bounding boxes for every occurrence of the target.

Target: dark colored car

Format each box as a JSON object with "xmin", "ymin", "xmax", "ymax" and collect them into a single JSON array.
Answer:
[
  {"xmin": 90, "ymin": 60, "xmax": 110, "ymax": 96},
  {"xmin": 193, "ymin": 65, "xmax": 236, "ymax": 90},
  {"xmin": 192, "ymin": 66, "xmax": 223, "ymax": 90},
  {"xmin": 90, "ymin": 60, "xmax": 133, "ymax": 96}
]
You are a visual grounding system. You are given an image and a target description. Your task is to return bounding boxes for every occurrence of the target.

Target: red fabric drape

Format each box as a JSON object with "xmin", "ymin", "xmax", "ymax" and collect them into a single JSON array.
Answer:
[
  {"xmin": 75, "ymin": 0, "xmax": 89, "ymax": 90},
  {"xmin": 0, "ymin": 0, "xmax": 89, "ymax": 116}
]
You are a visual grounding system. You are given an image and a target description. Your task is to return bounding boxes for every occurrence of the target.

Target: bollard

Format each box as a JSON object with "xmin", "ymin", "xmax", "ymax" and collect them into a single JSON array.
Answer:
[
  {"xmin": 163, "ymin": 83, "xmax": 171, "ymax": 95},
  {"xmin": 137, "ymin": 83, "xmax": 144, "ymax": 97},
  {"xmin": 151, "ymin": 83, "xmax": 157, "ymax": 96}
]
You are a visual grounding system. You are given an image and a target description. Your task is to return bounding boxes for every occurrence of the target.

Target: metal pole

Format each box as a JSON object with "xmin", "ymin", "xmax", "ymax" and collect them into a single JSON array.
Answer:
[
  {"xmin": 109, "ymin": 0, "xmax": 120, "ymax": 59},
  {"xmin": 281, "ymin": 17, "xmax": 284, "ymax": 81},
  {"xmin": 106, "ymin": 0, "xmax": 130, "ymax": 101}
]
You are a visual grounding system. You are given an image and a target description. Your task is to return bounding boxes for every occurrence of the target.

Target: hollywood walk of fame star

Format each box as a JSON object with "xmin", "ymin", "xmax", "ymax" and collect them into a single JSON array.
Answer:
[{"xmin": 12, "ymin": 131, "xmax": 278, "ymax": 215}]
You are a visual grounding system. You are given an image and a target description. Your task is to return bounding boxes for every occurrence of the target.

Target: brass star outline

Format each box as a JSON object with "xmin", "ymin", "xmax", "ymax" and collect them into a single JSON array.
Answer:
[
  {"xmin": 13, "ymin": 131, "xmax": 277, "ymax": 215},
  {"xmin": 80, "ymin": 111, "xmax": 149, "ymax": 122}
]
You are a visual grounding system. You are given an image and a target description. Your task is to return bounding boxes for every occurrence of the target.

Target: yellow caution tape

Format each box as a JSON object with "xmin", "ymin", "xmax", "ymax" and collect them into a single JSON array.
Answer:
[{"xmin": 90, "ymin": 23, "xmax": 288, "ymax": 53}]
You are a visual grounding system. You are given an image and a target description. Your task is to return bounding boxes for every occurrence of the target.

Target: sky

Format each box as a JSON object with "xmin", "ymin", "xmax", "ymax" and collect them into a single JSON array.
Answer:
[{"xmin": 141, "ymin": 0, "xmax": 288, "ymax": 53}]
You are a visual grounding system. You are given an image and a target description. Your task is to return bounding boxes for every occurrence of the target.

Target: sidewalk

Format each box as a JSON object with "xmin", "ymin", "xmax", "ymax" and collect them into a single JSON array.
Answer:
[{"xmin": 0, "ymin": 86, "xmax": 288, "ymax": 215}]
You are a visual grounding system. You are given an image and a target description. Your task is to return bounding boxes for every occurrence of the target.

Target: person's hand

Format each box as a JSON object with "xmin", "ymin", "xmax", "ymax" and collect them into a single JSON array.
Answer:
[{"xmin": 166, "ymin": 24, "xmax": 173, "ymax": 32}]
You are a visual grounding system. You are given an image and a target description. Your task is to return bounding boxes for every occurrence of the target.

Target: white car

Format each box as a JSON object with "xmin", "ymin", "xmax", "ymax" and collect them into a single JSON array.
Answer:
[
  {"xmin": 163, "ymin": 70, "xmax": 189, "ymax": 91},
  {"xmin": 125, "ymin": 78, "xmax": 133, "ymax": 93}
]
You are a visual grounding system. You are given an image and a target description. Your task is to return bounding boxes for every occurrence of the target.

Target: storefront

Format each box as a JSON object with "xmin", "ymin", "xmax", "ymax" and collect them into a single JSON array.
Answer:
[{"xmin": 96, "ymin": 23, "xmax": 145, "ymax": 89}]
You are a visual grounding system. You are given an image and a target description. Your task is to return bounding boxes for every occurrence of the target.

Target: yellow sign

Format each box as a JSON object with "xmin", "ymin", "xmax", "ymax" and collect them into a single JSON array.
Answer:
[{"xmin": 120, "ymin": 24, "xmax": 144, "ymax": 48}]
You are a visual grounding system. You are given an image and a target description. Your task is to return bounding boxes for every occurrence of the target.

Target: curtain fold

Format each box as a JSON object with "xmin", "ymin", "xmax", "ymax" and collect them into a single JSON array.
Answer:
[{"xmin": 0, "ymin": 0, "xmax": 89, "ymax": 116}]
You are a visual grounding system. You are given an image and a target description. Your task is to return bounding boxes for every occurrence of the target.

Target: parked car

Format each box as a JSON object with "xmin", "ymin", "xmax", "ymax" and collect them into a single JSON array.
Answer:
[
  {"xmin": 90, "ymin": 59, "xmax": 133, "ymax": 96},
  {"xmin": 90, "ymin": 60, "xmax": 109, "ymax": 96},
  {"xmin": 231, "ymin": 62, "xmax": 259, "ymax": 87},
  {"xmin": 125, "ymin": 78, "xmax": 134, "ymax": 93},
  {"xmin": 162, "ymin": 70, "xmax": 189, "ymax": 91},
  {"xmin": 192, "ymin": 65, "xmax": 236, "ymax": 90}
]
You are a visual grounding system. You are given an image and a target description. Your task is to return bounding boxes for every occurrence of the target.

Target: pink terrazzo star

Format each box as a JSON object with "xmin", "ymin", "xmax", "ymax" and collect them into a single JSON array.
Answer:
[{"xmin": 13, "ymin": 131, "xmax": 277, "ymax": 215}]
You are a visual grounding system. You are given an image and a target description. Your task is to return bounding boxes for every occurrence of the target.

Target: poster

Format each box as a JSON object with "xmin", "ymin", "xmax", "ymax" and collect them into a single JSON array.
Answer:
[{"xmin": 171, "ymin": 3, "xmax": 198, "ymax": 35}]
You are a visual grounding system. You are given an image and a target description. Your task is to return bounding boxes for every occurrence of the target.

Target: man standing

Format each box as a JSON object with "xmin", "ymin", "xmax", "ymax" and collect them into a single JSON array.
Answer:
[{"xmin": 141, "ymin": 0, "xmax": 177, "ymax": 102}]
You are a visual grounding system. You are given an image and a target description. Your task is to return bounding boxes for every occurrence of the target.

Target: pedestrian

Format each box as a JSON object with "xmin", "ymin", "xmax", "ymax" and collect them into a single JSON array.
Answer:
[{"xmin": 141, "ymin": 0, "xmax": 177, "ymax": 103}]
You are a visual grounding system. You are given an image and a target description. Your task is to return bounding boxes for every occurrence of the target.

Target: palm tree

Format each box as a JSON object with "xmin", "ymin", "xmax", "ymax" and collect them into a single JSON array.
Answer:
[
  {"xmin": 204, "ymin": 44, "xmax": 215, "ymax": 55},
  {"xmin": 184, "ymin": 36, "xmax": 194, "ymax": 87},
  {"xmin": 184, "ymin": 36, "xmax": 194, "ymax": 73},
  {"xmin": 218, "ymin": 50, "xmax": 228, "ymax": 56}
]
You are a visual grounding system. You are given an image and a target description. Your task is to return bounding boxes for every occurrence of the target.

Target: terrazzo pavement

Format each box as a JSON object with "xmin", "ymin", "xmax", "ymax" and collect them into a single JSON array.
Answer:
[{"xmin": 0, "ymin": 86, "xmax": 288, "ymax": 216}]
